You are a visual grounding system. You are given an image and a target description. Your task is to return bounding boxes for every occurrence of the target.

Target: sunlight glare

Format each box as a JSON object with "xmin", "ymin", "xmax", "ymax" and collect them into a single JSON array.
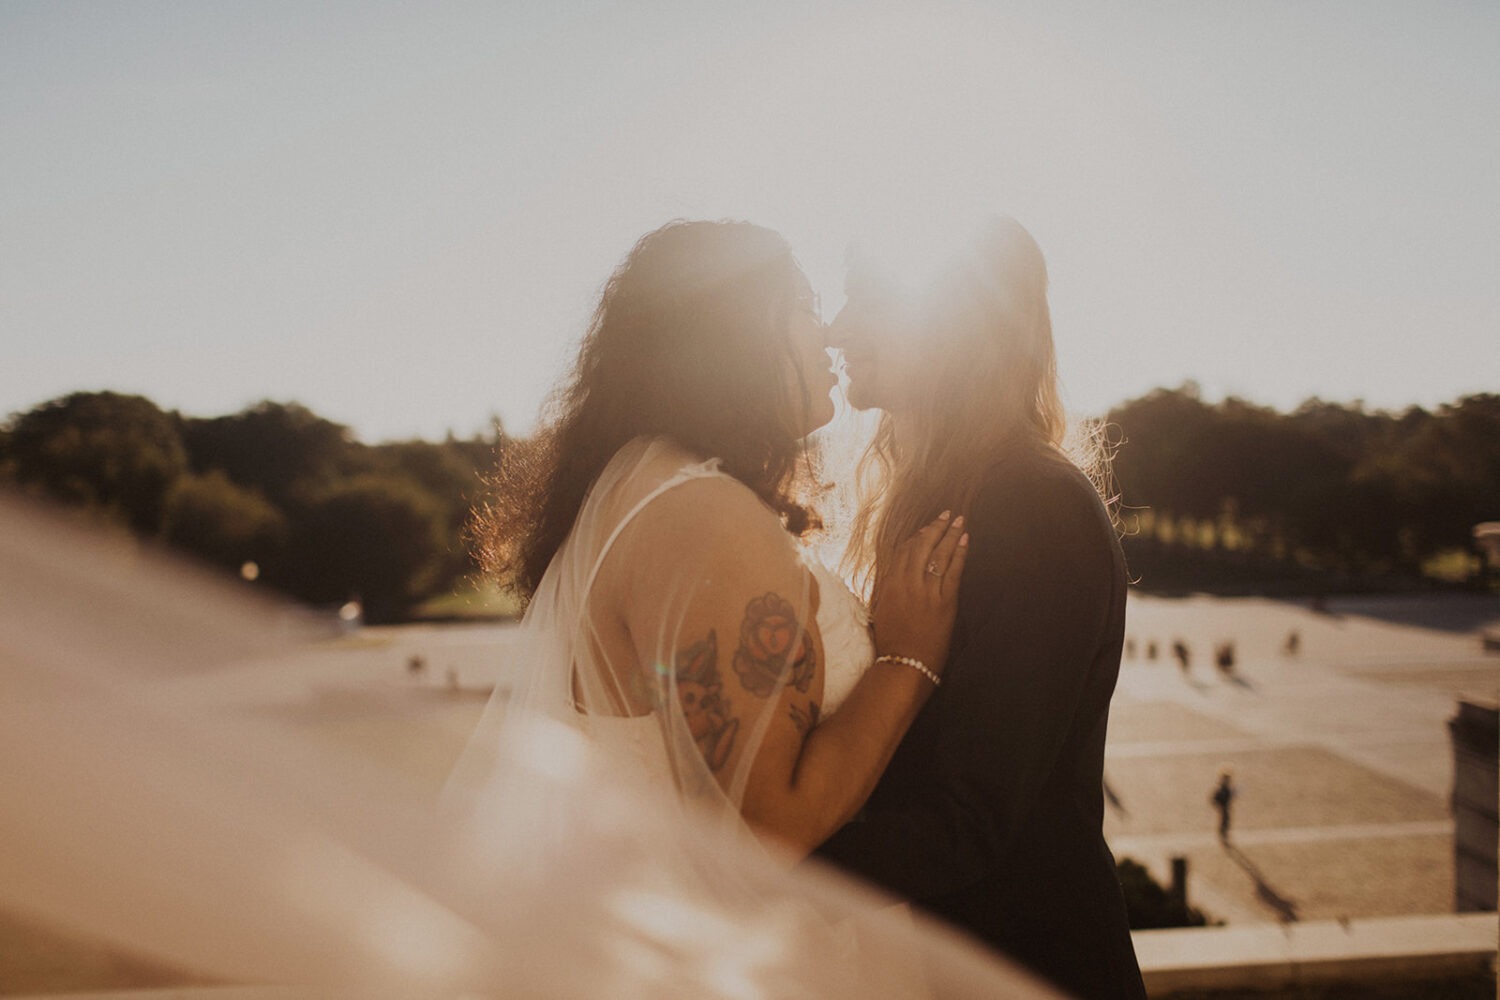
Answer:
[{"xmin": 844, "ymin": 208, "xmax": 999, "ymax": 309}]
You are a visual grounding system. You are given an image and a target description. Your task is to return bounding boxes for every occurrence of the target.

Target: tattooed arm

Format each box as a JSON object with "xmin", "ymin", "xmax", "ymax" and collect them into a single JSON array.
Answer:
[
  {"xmin": 671, "ymin": 631, "xmax": 740, "ymax": 772},
  {"xmin": 619, "ymin": 479, "xmax": 968, "ymax": 856}
]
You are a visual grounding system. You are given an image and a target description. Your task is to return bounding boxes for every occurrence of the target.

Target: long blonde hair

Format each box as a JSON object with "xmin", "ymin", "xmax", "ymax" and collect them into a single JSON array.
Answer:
[{"xmin": 843, "ymin": 216, "xmax": 1109, "ymax": 594}]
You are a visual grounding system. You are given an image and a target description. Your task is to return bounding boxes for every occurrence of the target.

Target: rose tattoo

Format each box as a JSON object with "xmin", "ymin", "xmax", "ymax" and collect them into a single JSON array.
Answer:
[{"xmin": 732, "ymin": 592, "xmax": 816, "ymax": 697}]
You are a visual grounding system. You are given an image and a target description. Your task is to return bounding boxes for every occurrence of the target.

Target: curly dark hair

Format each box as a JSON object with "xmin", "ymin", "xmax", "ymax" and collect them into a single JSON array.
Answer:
[{"xmin": 474, "ymin": 220, "xmax": 822, "ymax": 601}]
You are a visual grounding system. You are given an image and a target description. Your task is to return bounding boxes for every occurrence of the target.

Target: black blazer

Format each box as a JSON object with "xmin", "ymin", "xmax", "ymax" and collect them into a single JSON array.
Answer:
[{"xmin": 817, "ymin": 448, "xmax": 1145, "ymax": 1000}]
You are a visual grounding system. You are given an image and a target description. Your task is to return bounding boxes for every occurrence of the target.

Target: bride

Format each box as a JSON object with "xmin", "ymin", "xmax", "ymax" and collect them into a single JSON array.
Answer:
[{"xmin": 460, "ymin": 219, "xmax": 969, "ymax": 854}]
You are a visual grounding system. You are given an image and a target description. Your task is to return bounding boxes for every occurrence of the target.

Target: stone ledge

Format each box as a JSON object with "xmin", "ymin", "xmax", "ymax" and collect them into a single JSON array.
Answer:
[{"xmin": 1134, "ymin": 913, "xmax": 1498, "ymax": 996}]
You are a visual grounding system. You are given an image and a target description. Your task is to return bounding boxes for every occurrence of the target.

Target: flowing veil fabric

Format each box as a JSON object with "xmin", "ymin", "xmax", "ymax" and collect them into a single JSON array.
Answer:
[{"xmin": 0, "ymin": 479, "xmax": 1056, "ymax": 998}]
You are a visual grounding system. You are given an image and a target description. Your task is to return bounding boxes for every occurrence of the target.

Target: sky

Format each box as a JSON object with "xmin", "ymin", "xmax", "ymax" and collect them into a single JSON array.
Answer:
[{"xmin": 3, "ymin": 1, "xmax": 1497, "ymax": 443}]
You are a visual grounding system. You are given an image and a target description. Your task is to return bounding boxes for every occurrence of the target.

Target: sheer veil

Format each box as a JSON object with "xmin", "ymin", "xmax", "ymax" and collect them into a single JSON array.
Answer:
[{"xmin": 0, "ymin": 483, "xmax": 1054, "ymax": 997}]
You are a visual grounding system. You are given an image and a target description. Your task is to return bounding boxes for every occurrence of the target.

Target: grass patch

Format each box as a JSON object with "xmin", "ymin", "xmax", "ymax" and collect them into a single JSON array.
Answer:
[
  {"xmin": 1421, "ymin": 548, "xmax": 1482, "ymax": 584},
  {"xmin": 412, "ymin": 579, "xmax": 522, "ymax": 621}
]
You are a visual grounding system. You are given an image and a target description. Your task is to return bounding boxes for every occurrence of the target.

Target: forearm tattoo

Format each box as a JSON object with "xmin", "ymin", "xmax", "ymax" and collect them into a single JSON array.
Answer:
[
  {"xmin": 733, "ymin": 592, "xmax": 817, "ymax": 697},
  {"xmin": 675, "ymin": 630, "xmax": 739, "ymax": 772}
]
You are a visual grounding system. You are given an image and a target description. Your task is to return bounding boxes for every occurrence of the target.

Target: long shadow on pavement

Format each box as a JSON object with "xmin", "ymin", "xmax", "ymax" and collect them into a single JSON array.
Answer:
[
  {"xmin": 1224, "ymin": 840, "xmax": 1300, "ymax": 923},
  {"xmin": 1220, "ymin": 669, "xmax": 1256, "ymax": 691}
]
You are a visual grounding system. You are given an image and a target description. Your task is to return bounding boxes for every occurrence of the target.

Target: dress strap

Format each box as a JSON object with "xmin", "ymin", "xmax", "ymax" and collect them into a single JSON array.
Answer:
[{"xmin": 577, "ymin": 458, "xmax": 725, "ymax": 605}]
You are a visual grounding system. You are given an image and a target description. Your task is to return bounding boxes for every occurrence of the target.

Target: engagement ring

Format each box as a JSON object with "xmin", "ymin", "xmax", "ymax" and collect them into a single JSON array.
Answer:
[{"xmin": 926, "ymin": 562, "xmax": 942, "ymax": 576}]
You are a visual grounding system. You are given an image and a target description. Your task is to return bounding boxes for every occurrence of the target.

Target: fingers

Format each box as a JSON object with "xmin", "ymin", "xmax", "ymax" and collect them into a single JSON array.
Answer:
[
  {"xmin": 925, "ymin": 514, "xmax": 966, "ymax": 581},
  {"xmin": 940, "ymin": 530, "xmax": 970, "ymax": 600},
  {"xmin": 911, "ymin": 510, "xmax": 953, "ymax": 557},
  {"xmin": 890, "ymin": 510, "xmax": 950, "ymax": 579},
  {"xmin": 871, "ymin": 510, "xmax": 969, "ymax": 672}
]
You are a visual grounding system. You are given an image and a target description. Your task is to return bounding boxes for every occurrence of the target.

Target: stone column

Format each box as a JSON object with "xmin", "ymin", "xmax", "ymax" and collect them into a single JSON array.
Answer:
[
  {"xmin": 1475, "ymin": 523, "xmax": 1500, "ymax": 651},
  {"xmin": 1449, "ymin": 700, "xmax": 1498, "ymax": 912}
]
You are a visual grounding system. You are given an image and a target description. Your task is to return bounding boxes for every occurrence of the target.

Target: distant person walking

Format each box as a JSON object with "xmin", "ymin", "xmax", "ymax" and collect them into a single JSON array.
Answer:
[
  {"xmin": 1172, "ymin": 639, "xmax": 1191, "ymax": 676},
  {"xmin": 1214, "ymin": 642, "xmax": 1236, "ymax": 679},
  {"xmin": 1211, "ymin": 770, "xmax": 1236, "ymax": 841}
]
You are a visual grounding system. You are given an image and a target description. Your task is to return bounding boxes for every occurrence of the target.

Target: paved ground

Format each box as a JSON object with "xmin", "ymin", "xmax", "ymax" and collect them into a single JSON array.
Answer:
[
  {"xmin": 169, "ymin": 591, "xmax": 1500, "ymax": 929},
  {"xmin": 1104, "ymin": 593, "xmax": 1499, "ymax": 926}
]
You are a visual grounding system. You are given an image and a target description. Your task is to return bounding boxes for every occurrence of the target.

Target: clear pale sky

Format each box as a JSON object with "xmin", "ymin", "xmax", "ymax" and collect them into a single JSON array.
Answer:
[{"xmin": 4, "ymin": 1, "xmax": 1497, "ymax": 443}]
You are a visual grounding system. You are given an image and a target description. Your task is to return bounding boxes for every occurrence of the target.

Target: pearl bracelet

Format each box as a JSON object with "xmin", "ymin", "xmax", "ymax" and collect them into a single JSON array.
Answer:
[{"xmin": 874, "ymin": 654, "xmax": 941, "ymax": 687}]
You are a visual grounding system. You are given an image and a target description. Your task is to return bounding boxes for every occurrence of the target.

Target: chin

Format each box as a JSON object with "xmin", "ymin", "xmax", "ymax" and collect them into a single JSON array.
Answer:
[
  {"xmin": 844, "ymin": 382, "xmax": 882, "ymax": 413},
  {"xmin": 796, "ymin": 393, "xmax": 838, "ymax": 437}
]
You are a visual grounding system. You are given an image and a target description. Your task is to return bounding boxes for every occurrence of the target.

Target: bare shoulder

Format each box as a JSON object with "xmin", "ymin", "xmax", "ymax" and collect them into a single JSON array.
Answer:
[
  {"xmin": 628, "ymin": 472, "xmax": 799, "ymax": 563},
  {"xmin": 594, "ymin": 472, "xmax": 806, "ymax": 629}
]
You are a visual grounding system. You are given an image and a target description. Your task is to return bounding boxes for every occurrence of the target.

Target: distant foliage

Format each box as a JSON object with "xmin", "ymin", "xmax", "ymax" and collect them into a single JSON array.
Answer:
[
  {"xmin": 282, "ymin": 474, "xmax": 450, "ymax": 622},
  {"xmin": 162, "ymin": 470, "xmax": 286, "ymax": 572},
  {"xmin": 179, "ymin": 401, "xmax": 358, "ymax": 510},
  {"xmin": 4, "ymin": 385, "xmax": 1493, "ymax": 609},
  {"xmin": 1, "ymin": 392, "xmax": 504, "ymax": 621},
  {"xmin": 5, "ymin": 391, "xmax": 186, "ymax": 534},
  {"xmin": 1108, "ymin": 385, "xmax": 1500, "ymax": 592},
  {"xmin": 369, "ymin": 437, "xmax": 494, "ymax": 587}
]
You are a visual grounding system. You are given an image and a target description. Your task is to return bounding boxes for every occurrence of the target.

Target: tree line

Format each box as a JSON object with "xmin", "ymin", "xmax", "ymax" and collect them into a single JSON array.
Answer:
[
  {"xmin": 1105, "ymin": 385, "xmax": 1500, "ymax": 594},
  {"xmin": 0, "ymin": 391, "xmax": 505, "ymax": 622},
  {"xmin": 3, "ymin": 387, "xmax": 1496, "ymax": 618}
]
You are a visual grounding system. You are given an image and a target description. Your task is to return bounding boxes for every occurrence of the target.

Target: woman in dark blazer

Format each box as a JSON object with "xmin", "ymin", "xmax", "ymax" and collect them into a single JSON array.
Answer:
[{"xmin": 820, "ymin": 216, "xmax": 1146, "ymax": 999}]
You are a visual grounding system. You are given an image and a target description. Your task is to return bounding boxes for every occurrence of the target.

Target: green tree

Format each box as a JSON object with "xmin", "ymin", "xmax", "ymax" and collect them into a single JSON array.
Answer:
[
  {"xmin": 0, "ymin": 425, "xmax": 14, "ymax": 481},
  {"xmin": 5, "ymin": 391, "xmax": 187, "ymax": 533},
  {"xmin": 369, "ymin": 431, "xmax": 504, "ymax": 586},
  {"xmin": 278, "ymin": 475, "xmax": 448, "ymax": 622},
  {"xmin": 1108, "ymin": 383, "xmax": 1222, "ymax": 525},
  {"xmin": 162, "ymin": 470, "xmax": 287, "ymax": 573},
  {"xmin": 1108, "ymin": 388, "xmax": 1500, "ymax": 588},
  {"xmin": 180, "ymin": 401, "xmax": 365, "ymax": 510},
  {"xmin": 1373, "ymin": 395, "xmax": 1500, "ymax": 564}
]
